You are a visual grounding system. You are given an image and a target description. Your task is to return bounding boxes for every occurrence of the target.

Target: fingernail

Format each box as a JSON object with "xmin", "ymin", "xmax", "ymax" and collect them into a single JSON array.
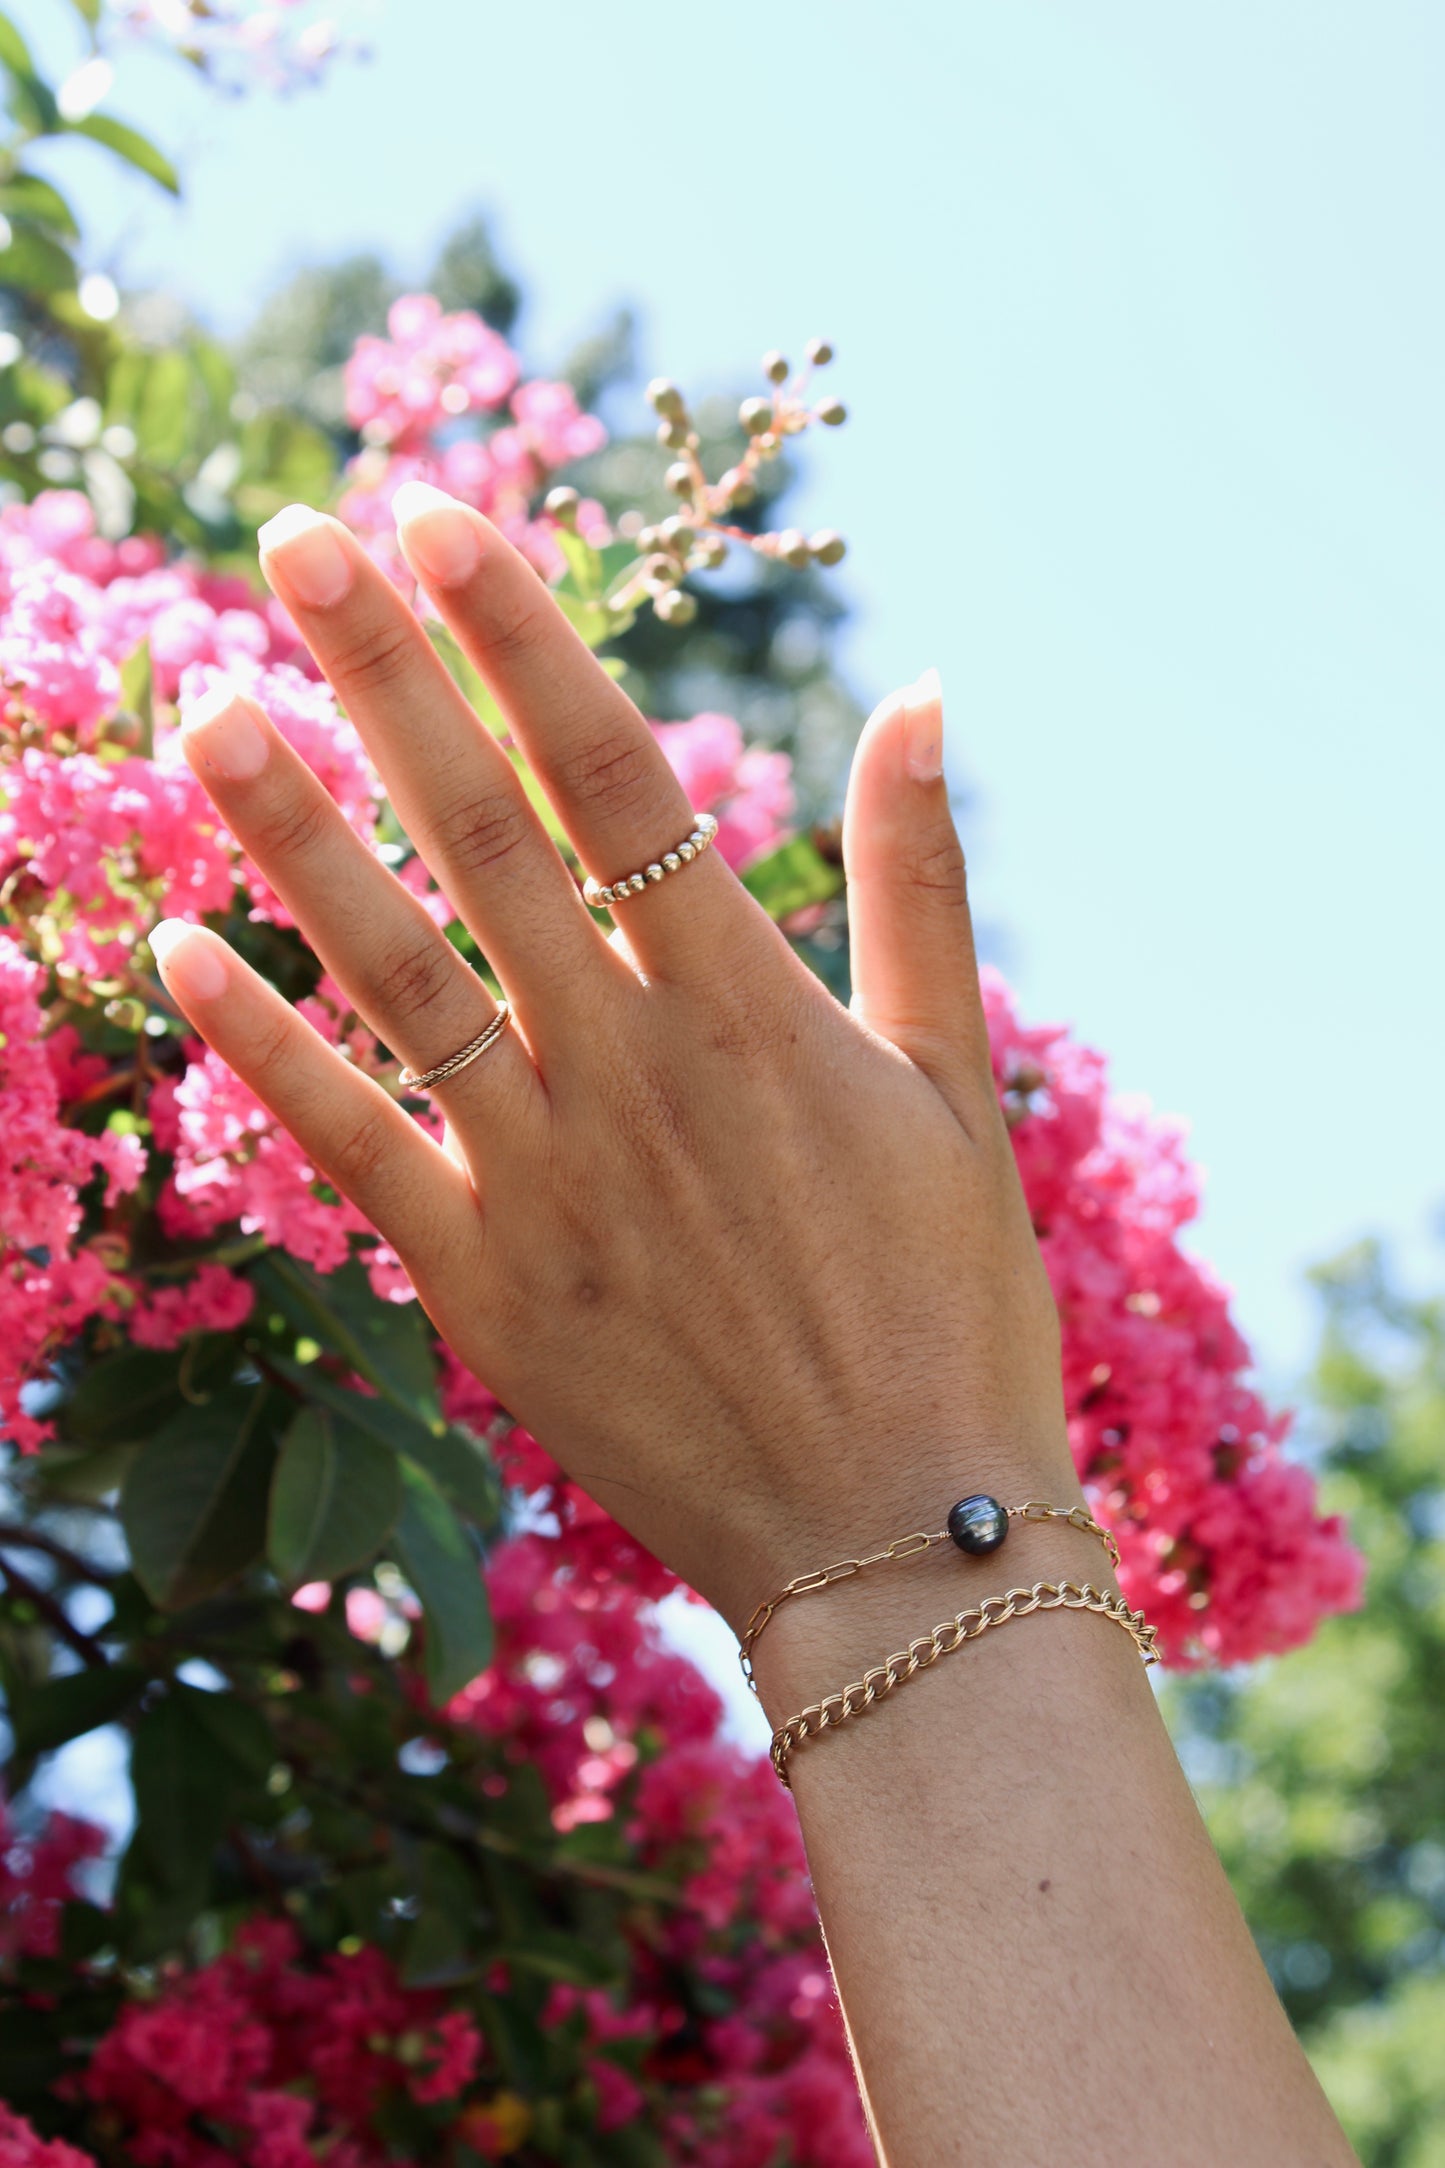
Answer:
[
  {"xmin": 180, "ymin": 679, "xmax": 269, "ymax": 781},
  {"xmin": 257, "ymin": 504, "xmax": 353, "ymax": 608},
  {"xmin": 149, "ymin": 919, "xmax": 228, "ymax": 1002},
  {"xmin": 904, "ymin": 667, "xmax": 944, "ymax": 782},
  {"xmin": 392, "ymin": 480, "xmax": 483, "ymax": 589}
]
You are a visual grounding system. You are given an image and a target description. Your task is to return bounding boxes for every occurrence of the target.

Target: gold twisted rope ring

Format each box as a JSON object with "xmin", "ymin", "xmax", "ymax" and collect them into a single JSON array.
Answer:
[
  {"xmin": 397, "ymin": 1002, "xmax": 513, "ymax": 1094},
  {"xmin": 583, "ymin": 810, "xmax": 719, "ymax": 909},
  {"xmin": 770, "ymin": 1578, "xmax": 1159, "ymax": 1788}
]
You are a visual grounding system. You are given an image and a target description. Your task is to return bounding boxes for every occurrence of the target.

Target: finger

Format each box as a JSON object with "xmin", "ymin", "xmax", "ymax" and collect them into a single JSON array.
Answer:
[
  {"xmin": 840, "ymin": 671, "xmax": 996, "ymax": 1134},
  {"xmin": 255, "ymin": 504, "xmax": 617, "ymax": 1043},
  {"xmin": 147, "ymin": 920, "xmax": 479, "ymax": 1267},
  {"xmin": 391, "ymin": 482, "xmax": 770, "ymax": 982},
  {"xmin": 179, "ymin": 680, "xmax": 542, "ymax": 1139}
]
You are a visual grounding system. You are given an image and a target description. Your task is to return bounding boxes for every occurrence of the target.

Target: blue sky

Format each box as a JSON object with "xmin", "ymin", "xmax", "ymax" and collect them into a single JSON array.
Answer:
[{"xmin": 28, "ymin": 0, "xmax": 1445, "ymax": 1388}]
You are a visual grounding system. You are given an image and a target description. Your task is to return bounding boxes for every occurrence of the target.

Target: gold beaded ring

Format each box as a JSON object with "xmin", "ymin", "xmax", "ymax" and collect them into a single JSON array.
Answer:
[
  {"xmin": 738, "ymin": 1496, "xmax": 1122, "ymax": 1690},
  {"xmin": 582, "ymin": 810, "xmax": 719, "ymax": 909},
  {"xmin": 769, "ymin": 1578, "xmax": 1159, "ymax": 1788}
]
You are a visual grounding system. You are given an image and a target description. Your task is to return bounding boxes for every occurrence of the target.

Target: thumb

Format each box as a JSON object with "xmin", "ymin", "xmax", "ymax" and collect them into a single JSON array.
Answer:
[{"xmin": 841, "ymin": 669, "xmax": 995, "ymax": 1130}]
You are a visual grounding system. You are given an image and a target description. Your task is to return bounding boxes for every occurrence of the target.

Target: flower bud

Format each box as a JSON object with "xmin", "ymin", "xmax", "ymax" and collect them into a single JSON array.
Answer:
[
  {"xmin": 664, "ymin": 461, "xmax": 694, "ymax": 497},
  {"xmin": 656, "ymin": 418, "xmax": 689, "ymax": 450},
  {"xmin": 762, "ymin": 349, "xmax": 789, "ymax": 384},
  {"xmin": 810, "ymin": 529, "xmax": 847, "ymax": 566},
  {"xmin": 658, "ymin": 515, "xmax": 695, "ymax": 554},
  {"xmin": 777, "ymin": 527, "xmax": 812, "ymax": 569},
  {"xmin": 99, "ymin": 710, "xmax": 144, "ymax": 750},
  {"xmin": 544, "ymin": 485, "xmax": 579, "ymax": 526},
  {"xmin": 643, "ymin": 553, "xmax": 679, "ymax": 586},
  {"xmin": 634, "ymin": 525, "xmax": 661, "ymax": 554},
  {"xmin": 806, "ymin": 337, "xmax": 835, "ymax": 365},
  {"xmin": 690, "ymin": 536, "xmax": 728, "ymax": 571},
  {"xmin": 647, "ymin": 377, "xmax": 686, "ymax": 419},
  {"xmin": 755, "ymin": 432, "xmax": 779, "ymax": 458},
  {"xmin": 655, "ymin": 587, "xmax": 698, "ymax": 626},
  {"xmin": 816, "ymin": 397, "xmax": 847, "ymax": 426},
  {"xmin": 739, "ymin": 397, "xmax": 773, "ymax": 437},
  {"xmin": 719, "ymin": 467, "xmax": 756, "ymax": 507}
]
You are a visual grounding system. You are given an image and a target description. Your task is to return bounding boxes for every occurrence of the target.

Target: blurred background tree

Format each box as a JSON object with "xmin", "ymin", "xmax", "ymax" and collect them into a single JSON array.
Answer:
[{"xmin": 1167, "ymin": 1242, "xmax": 1445, "ymax": 2168}]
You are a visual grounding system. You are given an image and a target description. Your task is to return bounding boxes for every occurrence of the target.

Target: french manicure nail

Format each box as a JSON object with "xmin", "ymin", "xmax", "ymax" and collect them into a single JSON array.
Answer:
[
  {"xmin": 904, "ymin": 667, "xmax": 945, "ymax": 783},
  {"xmin": 257, "ymin": 504, "xmax": 353, "ymax": 609},
  {"xmin": 391, "ymin": 479, "xmax": 483, "ymax": 588},
  {"xmin": 181, "ymin": 679, "xmax": 269, "ymax": 781},
  {"xmin": 149, "ymin": 919, "xmax": 229, "ymax": 1002}
]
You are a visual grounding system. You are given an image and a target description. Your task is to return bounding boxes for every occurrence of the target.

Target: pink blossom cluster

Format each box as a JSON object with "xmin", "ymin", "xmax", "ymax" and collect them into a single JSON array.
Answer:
[
  {"xmin": 107, "ymin": 0, "xmax": 356, "ymax": 94},
  {"xmin": 0, "ymin": 1798, "xmax": 106, "ymax": 1968},
  {"xmin": 338, "ymin": 295, "xmax": 608, "ymax": 584},
  {"xmin": 981, "ymin": 969, "xmax": 1363, "ymax": 1661},
  {"xmin": 81, "ymin": 1918, "xmax": 482, "ymax": 2167}
]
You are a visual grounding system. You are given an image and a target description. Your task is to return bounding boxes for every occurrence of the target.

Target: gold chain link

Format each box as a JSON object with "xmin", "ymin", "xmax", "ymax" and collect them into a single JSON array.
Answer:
[
  {"xmin": 738, "ymin": 1501, "xmax": 1122, "ymax": 1693},
  {"xmin": 769, "ymin": 1578, "xmax": 1159, "ymax": 1787}
]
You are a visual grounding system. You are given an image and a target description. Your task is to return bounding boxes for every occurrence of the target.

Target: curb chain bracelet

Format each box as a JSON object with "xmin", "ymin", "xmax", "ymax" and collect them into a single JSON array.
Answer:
[{"xmin": 768, "ymin": 1578, "xmax": 1159, "ymax": 1788}]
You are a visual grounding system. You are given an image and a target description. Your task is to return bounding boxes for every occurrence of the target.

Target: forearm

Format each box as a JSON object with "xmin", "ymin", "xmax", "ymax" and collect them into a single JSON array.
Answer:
[{"xmin": 751, "ymin": 1513, "xmax": 1359, "ymax": 2168}]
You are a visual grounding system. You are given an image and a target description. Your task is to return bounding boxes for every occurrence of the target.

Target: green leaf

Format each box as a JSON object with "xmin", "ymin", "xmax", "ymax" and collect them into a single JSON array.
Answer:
[
  {"xmin": 0, "ymin": 227, "xmax": 75, "ymax": 295},
  {"xmin": 129, "ymin": 1689, "xmax": 236, "ymax": 1893},
  {"xmin": 66, "ymin": 113, "xmax": 180, "ymax": 195},
  {"xmin": 551, "ymin": 585, "xmax": 609, "ymax": 650},
  {"xmin": 59, "ymin": 1338, "xmax": 238, "ymax": 1449},
  {"xmin": 0, "ymin": 11, "xmax": 35, "ymax": 74},
  {"xmin": 266, "ymin": 1359, "xmax": 500, "ymax": 1529},
  {"xmin": 268, "ymin": 1405, "xmax": 401, "ymax": 1587},
  {"xmin": 399, "ymin": 1843, "xmax": 478, "ymax": 1987},
  {"xmin": 392, "ymin": 1462, "xmax": 492, "ymax": 1702},
  {"xmin": 501, "ymin": 1928, "xmax": 619, "ymax": 1986},
  {"xmin": 121, "ymin": 1384, "xmax": 280, "ymax": 1609},
  {"xmin": 119, "ymin": 638, "xmax": 153, "ymax": 758},
  {"xmin": 0, "ymin": 174, "xmax": 78, "ymax": 238},
  {"xmin": 10, "ymin": 1663, "xmax": 147, "ymax": 1758},
  {"xmin": 255, "ymin": 1253, "xmax": 444, "ymax": 1428},
  {"xmin": 554, "ymin": 525, "xmax": 604, "ymax": 600},
  {"xmin": 67, "ymin": 0, "xmax": 103, "ymax": 27},
  {"xmin": 741, "ymin": 833, "xmax": 844, "ymax": 921}
]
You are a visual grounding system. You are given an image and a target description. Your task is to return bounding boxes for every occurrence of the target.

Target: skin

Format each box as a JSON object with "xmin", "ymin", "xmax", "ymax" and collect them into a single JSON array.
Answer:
[{"xmin": 150, "ymin": 482, "xmax": 1361, "ymax": 2168}]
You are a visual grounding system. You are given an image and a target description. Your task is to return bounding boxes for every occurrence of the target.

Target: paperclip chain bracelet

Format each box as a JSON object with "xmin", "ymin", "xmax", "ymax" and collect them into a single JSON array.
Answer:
[
  {"xmin": 769, "ymin": 1578, "xmax": 1159, "ymax": 1788},
  {"xmin": 738, "ymin": 1497, "xmax": 1121, "ymax": 1691}
]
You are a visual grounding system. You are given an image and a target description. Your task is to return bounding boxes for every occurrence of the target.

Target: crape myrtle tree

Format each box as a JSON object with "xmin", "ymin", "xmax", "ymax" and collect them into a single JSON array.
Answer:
[
  {"xmin": 1168, "ymin": 1243, "xmax": 1445, "ymax": 2168},
  {"xmin": 0, "ymin": 6, "xmax": 1367, "ymax": 2163}
]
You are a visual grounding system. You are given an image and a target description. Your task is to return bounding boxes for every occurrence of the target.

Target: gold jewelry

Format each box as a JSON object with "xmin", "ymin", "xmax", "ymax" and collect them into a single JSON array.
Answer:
[
  {"xmin": 739, "ymin": 1499, "xmax": 1120, "ymax": 1690},
  {"xmin": 582, "ymin": 810, "xmax": 719, "ymax": 908},
  {"xmin": 397, "ymin": 1003, "xmax": 512, "ymax": 1093},
  {"xmin": 770, "ymin": 1578, "xmax": 1159, "ymax": 1788}
]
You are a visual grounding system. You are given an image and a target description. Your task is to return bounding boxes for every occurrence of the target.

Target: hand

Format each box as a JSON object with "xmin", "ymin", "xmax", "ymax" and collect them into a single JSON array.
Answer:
[{"xmin": 151, "ymin": 485, "xmax": 1074, "ymax": 1641}]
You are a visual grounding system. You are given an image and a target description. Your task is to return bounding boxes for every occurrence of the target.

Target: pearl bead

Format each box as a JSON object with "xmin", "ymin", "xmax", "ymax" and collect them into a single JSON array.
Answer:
[
  {"xmin": 645, "ymin": 862, "xmax": 664, "ymax": 882},
  {"xmin": 663, "ymin": 852, "xmax": 681, "ymax": 872},
  {"xmin": 678, "ymin": 842, "xmax": 695, "ymax": 861},
  {"xmin": 629, "ymin": 873, "xmax": 647, "ymax": 893},
  {"xmin": 946, "ymin": 1494, "xmax": 1009, "ymax": 1555}
]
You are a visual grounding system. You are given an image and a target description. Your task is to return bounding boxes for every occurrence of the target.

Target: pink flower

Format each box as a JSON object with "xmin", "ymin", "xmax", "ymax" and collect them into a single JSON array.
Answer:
[{"xmin": 651, "ymin": 714, "xmax": 794, "ymax": 869}]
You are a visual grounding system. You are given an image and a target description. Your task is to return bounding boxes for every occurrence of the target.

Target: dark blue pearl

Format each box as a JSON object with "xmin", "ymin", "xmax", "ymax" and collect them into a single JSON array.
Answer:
[{"xmin": 946, "ymin": 1494, "xmax": 1009, "ymax": 1555}]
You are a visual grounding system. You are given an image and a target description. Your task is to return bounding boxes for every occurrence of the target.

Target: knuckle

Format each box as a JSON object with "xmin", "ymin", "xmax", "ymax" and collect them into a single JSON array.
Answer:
[
  {"xmin": 250, "ymin": 783, "xmax": 332, "ymax": 867},
  {"xmin": 430, "ymin": 779, "xmax": 532, "ymax": 883},
  {"xmin": 328, "ymin": 615, "xmax": 418, "ymax": 700},
  {"xmin": 553, "ymin": 724, "xmax": 659, "ymax": 824},
  {"xmin": 326, "ymin": 1106, "xmax": 394, "ymax": 1197},
  {"xmin": 247, "ymin": 1010, "xmax": 299, "ymax": 1095},
  {"xmin": 471, "ymin": 596, "xmax": 548, "ymax": 674},
  {"xmin": 364, "ymin": 932, "xmax": 461, "ymax": 1030},
  {"xmin": 896, "ymin": 828, "xmax": 969, "ymax": 904}
]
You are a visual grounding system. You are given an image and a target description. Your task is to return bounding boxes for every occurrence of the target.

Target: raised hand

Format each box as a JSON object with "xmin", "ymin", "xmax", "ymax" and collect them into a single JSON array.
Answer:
[{"xmin": 151, "ymin": 485, "xmax": 1072, "ymax": 1638}]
